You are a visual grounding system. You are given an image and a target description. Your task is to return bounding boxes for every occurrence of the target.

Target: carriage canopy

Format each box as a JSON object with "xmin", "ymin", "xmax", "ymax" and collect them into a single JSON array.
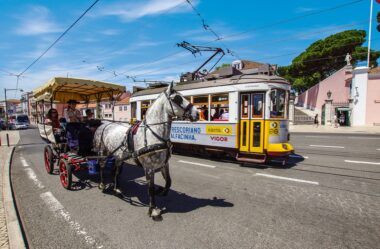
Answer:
[{"xmin": 33, "ymin": 77, "xmax": 126, "ymax": 102}]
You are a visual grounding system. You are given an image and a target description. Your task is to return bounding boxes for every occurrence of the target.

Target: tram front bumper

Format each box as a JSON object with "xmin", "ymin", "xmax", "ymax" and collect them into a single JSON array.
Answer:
[{"xmin": 266, "ymin": 143, "xmax": 294, "ymax": 157}]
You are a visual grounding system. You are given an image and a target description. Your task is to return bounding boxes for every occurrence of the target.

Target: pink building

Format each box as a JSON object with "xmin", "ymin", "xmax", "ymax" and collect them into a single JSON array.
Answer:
[
  {"xmin": 296, "ymin": 65, "xmax": 380, "ymax": 126},
  {"xmin": 101, "ymin": 92, "xmax": 131, "ymax": 121}
]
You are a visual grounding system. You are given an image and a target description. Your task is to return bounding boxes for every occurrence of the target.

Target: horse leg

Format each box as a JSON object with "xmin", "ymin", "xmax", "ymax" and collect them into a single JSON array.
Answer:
[
  {"xmin": 98, "ymin": 160, "xmax": 105, "ymax": 190},
  {"xmin": 113, "ymin": 160, "xmax": 123, "ymax": 195},
  {"xmin": 146, "ymin": 170, "xmax": 161, "ymax": 219},
  {"xmin": 156, "ymin": 163, "xmax": 171, "ymax": 196}
]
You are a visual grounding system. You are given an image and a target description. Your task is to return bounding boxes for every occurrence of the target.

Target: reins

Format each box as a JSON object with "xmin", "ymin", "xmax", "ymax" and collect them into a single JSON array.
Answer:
[{"xmin": 100, "ymin": 91, "xmax": 193, "ymax": 167}]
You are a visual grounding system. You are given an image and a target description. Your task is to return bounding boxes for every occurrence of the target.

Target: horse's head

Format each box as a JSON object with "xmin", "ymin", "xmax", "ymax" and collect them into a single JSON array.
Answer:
[{"xmin": 164, "ymin": 82, "xmax": 199, "ymax": 121}]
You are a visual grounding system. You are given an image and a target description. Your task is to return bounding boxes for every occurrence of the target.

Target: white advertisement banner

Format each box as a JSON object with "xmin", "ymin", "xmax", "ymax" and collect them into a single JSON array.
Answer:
[{"xmin": 171, "ymin": 122, "xmax": 237, "ymax": 148}]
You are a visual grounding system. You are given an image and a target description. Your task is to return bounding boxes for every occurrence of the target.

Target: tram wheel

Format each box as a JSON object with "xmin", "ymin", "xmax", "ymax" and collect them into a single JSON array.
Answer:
[
  {"xmin": 44, "ymin": 145, "xmax": 54, "ymax": 174},
  {"xmin": 59, "ymin": 159, "xmax": 72, "ymax": 190}
]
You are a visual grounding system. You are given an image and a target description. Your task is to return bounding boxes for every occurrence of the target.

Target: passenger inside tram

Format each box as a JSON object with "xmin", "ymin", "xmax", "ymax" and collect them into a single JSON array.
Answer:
[{"xmin": 212, "ymin": 105, "xmax": 221, "ymax": 120}]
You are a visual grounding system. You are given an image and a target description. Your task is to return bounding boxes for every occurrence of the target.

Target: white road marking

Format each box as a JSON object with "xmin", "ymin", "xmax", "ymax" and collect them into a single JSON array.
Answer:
[
  {"xmin": 40, "ymin": 192, "xmax": 104, "ymax": 249},
  {"xmin": 20, "ymin": 157, "xmax": 29, "ymax": 167},
  {"xmin": 24, "ymin": 168, "xmax": 44, "ymax": 189},
  {"xmin": 255, "ymin": 173, "xmax": 319, "ymax": 185},
  {"xmin": 289, "ymin": 155, "xmax": 309, "ymax": 159},
  {"xmin": 178, "ymin": 160, "xmax": 216, "ymax": 168},
  {"xmin": 345, "ymin": 160, "xmax": 380, "ymax": 165},
  {"xmin": 309, "ymin": 145, "xmax": 344, "ymax": 149},
  {"xmin": 348, "ymin": 137, "xmax": 380, "ymax": 140},
  {"xmin": 377, "ymin": 149, "xmax": 380, "ymax": 151}
]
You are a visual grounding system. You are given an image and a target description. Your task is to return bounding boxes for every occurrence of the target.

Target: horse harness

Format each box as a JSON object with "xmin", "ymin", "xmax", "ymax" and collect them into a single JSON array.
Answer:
[{"xmin": 100, "ymin": 91, "xmax": 194, "ymax": 167}]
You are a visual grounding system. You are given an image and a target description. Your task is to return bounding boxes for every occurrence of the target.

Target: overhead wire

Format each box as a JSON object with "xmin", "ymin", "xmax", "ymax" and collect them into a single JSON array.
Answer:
[
  {"xmin": 236, "ymin": 20, "xmax": 370, "ymax": 52},
  {"xmin": 122, "ymin": 37, "xmax": 378, "ymax": 83},
  {"xmin": 108, "ymin": 0, "xmax": 365, "ymax": 83},
  {"xmin": 16, "ymin": 0, "xmax": 101, "ymax": 89},
  {"xmin": 205, "ymin": 0, "xmax": 366, "ymax": 43},
  {"xmin": 185, "ymin": 0, "xmax": 240, "ymax": 59},
  {"xmin": 58, "ymin": 0, "xmax": 366, "ymax": 87},
  {"xmin": 116, "ymin": 26, "xmax": 372, "ymax": 81},
  {"xmin": 253, "ymin": 37, "xmax": 377, "ymax": 63}
]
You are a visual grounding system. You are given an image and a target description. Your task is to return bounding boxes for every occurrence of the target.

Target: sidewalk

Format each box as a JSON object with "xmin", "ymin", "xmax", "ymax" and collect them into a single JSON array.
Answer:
[
  {"xmin": 290, "ymin": 124, "xmax": 380, "ymax": 134},
  {"xmin": 0, "ymin": 130, "xmax": 23, "ymax": 249}
]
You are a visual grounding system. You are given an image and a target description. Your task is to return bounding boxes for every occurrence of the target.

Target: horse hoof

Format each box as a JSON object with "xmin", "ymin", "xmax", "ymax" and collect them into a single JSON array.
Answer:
[
  {"xmin": 151, "ymin": 208, "xmax": 162, "ymax": 221},
  {"xmin": 114, "ymin": 188, "xmax": 123, "ymax": 196},
  {"xmin": 98, "ymin": 183, "xmax": 105, "ymax": 190},
  {"xmin": 151, "ymin": 208, "xmax": 161, "ymax": 217}
]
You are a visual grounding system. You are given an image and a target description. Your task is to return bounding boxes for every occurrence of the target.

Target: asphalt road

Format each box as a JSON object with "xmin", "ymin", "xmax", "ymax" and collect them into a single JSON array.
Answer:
[{"xmin": 11, "ymin": 128, "xmax": 380, "ymax": 249}]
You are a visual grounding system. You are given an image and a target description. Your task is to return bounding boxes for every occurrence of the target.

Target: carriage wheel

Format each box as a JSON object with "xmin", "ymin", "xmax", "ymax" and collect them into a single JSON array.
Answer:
[
  {"xmin": 59, "ymin": 159, "xmax": 72, "ymax": 190},
  {"xmin": 44, "ymin": 145, "xmax": 54, "ymax": 174}
]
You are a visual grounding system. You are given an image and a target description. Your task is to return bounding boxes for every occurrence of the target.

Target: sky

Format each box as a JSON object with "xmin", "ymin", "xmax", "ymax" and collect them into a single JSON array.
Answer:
[{"xmin": 0, "ymin": 0, "xmax": 379, "ymax": 99}]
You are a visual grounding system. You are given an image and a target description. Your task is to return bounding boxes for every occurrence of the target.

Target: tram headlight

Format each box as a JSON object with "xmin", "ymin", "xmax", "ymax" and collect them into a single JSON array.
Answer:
[{"xmin": 282, "ymin": 143, "xmax": 288, "ymax": 150}]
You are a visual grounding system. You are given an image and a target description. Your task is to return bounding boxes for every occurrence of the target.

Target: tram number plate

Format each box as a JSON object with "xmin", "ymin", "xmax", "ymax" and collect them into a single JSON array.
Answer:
[{"xmin": 269, "ymin": 122, "xmax": 279, "ymax": 136}]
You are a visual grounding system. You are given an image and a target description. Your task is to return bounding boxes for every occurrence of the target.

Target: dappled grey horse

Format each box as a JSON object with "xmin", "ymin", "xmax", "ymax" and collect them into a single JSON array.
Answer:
[{"xmin": 93, "ymin": 83, "xmax": 199, "ymax": 219}]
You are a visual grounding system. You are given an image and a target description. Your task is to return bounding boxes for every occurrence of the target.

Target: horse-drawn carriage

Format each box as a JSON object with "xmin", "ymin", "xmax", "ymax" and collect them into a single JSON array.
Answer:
[
  {"xmin": 34, "ymin": 77, "xmax": 198, "ymax": 219},
  {"xmin": 34, "ymin": 77, "xmax": 126, "ymax": 189}
]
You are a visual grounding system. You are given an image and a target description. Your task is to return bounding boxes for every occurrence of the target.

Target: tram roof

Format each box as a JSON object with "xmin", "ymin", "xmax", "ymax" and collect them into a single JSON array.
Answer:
[
  {"xmin": 33, "ymin": 77, "xmax": 126, "ymax": 102},
  {"xmin": 131, "ymin": 74, "xmax": 289, "ymax": 97}
]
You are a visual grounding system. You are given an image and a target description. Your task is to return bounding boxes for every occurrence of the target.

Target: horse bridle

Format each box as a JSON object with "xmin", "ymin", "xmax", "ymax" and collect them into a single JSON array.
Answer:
[
  {"xmin": 164, "ymin": 91, "xmax": 194, "ymax": 120},
  {"xmin": 105, "ymin": 91, "xmax": 195, "ymax": 161}
]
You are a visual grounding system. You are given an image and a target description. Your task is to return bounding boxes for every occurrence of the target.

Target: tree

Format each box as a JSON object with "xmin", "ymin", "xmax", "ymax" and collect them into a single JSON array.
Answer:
[
  {"xmin": 215, "ymin": 63, "xmax": 231, "ymax": 71},
  {"xmin": 278, "ymin": 30, "xmax": 380, "ymax": 92}
]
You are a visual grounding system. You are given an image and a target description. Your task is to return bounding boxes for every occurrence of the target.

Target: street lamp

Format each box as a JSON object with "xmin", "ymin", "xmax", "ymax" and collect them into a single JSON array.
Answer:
[
  {"xmin": 4, "ymin": 88, "xmax": 23, "ymax": 130},
  {"xmin": 327, "ymin": 90, "xmax": 332, "ymax": 100}
]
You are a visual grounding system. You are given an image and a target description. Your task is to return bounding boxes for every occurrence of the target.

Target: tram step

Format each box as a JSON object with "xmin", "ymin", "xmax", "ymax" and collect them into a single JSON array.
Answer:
[{"xmin": 236, "ymin": 154, "xmax": 266, "ymax": 164}]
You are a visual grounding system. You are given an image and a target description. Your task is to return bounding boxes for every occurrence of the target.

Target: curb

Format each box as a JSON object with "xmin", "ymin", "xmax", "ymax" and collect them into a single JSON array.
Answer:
[{"xmin": 3, "ymin": 146, "xmax": 26, "ymax": 249}]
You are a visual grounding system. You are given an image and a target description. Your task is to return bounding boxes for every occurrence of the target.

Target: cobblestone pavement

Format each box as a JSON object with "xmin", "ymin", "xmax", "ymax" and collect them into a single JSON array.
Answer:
[
  {"xmin": 0, "ymin": 130, "xmax": 20, "ymax": 249},
  {"xmin": 0, "ymin": 146, "xmax": 11, "ymax": 249}
]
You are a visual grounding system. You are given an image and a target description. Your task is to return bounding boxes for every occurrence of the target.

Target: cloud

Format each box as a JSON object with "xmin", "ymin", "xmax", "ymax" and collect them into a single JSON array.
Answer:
[
  {"xmin": 97, "ymin": 0, "xmax": 194, "ymax": 22},
  {"xmin": 14, "ymin": 6, "xmax": 62, "ymax": 36},
  {"xmin": 99, "ymin": 29, "xmax": 121, "ymax": 36}
]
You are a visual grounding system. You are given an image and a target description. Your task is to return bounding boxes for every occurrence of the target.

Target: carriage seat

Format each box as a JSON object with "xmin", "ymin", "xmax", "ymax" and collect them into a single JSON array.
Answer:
[{"xmin": 65, "ymin": 122, "xmax": 83, "ymax": 150}]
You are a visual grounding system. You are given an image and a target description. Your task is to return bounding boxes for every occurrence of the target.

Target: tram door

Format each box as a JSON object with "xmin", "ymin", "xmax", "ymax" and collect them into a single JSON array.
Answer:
[{"xmin": 239, "ymin": 93, "xmax": 265, "ymax": 153}]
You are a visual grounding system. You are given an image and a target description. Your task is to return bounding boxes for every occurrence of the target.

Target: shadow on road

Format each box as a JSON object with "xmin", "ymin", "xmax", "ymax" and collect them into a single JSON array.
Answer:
[
  {"xmin": 239, "ymin": 154, "xmax": 305, "ymax": 169},
  {"xmin": 73, "ymin": 163, "xmax": 234, "ymax": 214}
]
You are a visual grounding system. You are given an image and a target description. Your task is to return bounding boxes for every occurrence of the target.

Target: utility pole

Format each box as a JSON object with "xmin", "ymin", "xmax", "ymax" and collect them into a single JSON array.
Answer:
[
  {"xmin": 4, "ymin": 88, "xmax": 8, "ymax": 130},
  {"xmin": 367, "ymin": 0, "xmax": 374, "ymax": 68}
]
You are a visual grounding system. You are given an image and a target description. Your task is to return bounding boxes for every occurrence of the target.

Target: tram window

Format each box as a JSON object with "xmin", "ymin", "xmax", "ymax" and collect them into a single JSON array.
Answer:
[
  {"xmin": 193, "ymin": 95, "xmax": 209, "ymax": 121},
  {"xmin": 141, "ymin": 100, "xmax": 151, "ymax": 119},
  {"xmin": 252, "ymin": 94, "xmax": 263, "ymax": 118},
  {"xmin": 241, "ymin": 94, "xmax": 249, "ymax": 119},
  {"xmin": 270, "ymin": 89, "xmax": 285, "ymax": 118},
  {"xmin": 211, "ymin": 94, "xmax": 229, "ymax": 121},
  {"xmin": 131, "ymin": 102, "xmax": 136, "ymax": 119}
]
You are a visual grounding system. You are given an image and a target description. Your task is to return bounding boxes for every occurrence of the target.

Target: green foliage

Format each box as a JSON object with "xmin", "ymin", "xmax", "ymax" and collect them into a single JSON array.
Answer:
[
  {"xmin": 215, "ymin": 63, "xmax": 231, "ymax": 70},
  {"xmin": 278, "ymin": 30, "xmax": 380, "ymax": 92}
]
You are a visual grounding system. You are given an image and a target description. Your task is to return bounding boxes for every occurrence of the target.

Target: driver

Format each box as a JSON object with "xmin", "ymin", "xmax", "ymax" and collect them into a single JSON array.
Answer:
[{"xmin": 64, "ymin": 99, "xmax": 82, "ymax": 123}]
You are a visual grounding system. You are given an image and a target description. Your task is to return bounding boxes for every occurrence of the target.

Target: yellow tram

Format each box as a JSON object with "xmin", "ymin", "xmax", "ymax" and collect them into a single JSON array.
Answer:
[{"xmin": 130, "ymin": 72, "xmax": 294, "ymax": 164}]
